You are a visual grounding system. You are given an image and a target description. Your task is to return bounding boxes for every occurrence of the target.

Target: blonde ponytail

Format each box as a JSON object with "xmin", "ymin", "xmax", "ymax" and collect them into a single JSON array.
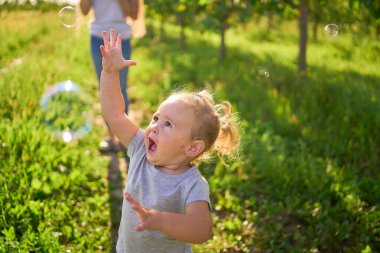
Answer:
[{"xmin": 214, "ymin": 101, "xmax": 240, "ymax": 157}]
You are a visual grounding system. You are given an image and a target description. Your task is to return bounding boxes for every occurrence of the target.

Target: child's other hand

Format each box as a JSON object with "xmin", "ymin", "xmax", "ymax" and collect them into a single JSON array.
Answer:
[
  {"xmin": 100, "ymin": 29, "xmax": 136, "ymax": 73},
  {"xmin": 124, "ymin": 192, "xmax": 163, "ymax": 232}
]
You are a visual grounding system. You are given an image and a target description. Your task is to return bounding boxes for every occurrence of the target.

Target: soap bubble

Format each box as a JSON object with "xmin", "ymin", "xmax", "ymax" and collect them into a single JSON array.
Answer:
[
  {"xmin": 324, "ymin": 24, "xmax": 339, "ymax": 37},
  {"xmin": 58, "ymin": 6, "xmax": 79, "ymax": 28},
  {"xmin": 40, "ymin": 80, "xmax": 93, "ymax": 143},
  {"xmin": 260, "ymin": 68, "xmax": 270, "ymax": 78}
]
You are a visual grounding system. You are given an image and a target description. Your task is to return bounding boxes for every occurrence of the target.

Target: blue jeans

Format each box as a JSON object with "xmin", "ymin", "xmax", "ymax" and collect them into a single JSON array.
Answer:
[{"xmin": 91, "ymin": 35, "xmax": 131, "ymax": 114}]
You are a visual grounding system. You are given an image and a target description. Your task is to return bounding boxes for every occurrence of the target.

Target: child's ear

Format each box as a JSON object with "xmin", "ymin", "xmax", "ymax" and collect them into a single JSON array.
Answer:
[{"xmin": 186, "ymin": 140, "xmax": 205, "ymax": 158}]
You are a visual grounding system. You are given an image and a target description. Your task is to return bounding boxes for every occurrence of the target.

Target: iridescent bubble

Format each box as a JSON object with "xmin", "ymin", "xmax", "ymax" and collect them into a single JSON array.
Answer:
[
  {"xmin": 62, "ymin": 131, "xmax": 74, "ymax": 143},
  {"xmin": 40, "ymin": 80, "xmax": 93, "ymax": 143},
  {"xmin": 324, "ymin": 24, "xmax": 339, "ymax": 37},
  {"xmin": 260, "ymin": 68, "xmax": 270, "ymax": 78},
  {"xmin": 58, "ymin": 6, "xmax": 79, "ymax": 28}
]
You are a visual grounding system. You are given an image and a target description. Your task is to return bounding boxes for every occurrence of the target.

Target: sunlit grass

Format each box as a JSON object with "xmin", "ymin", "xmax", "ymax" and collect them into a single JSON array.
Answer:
[{"xmin": 1, "ymin": 9, "xmax": 379, "ymax": 252}]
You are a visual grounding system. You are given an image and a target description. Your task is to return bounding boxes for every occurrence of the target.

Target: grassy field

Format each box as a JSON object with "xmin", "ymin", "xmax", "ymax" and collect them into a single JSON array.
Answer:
[{"xmin": 1, "ymin": 9, "xmax": 379, "ymax": 252}]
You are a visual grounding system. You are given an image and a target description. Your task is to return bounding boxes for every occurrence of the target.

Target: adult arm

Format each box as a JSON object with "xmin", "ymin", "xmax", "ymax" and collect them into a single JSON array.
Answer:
[
  {"xmin": 119, "ymin": 0, "xmax": 139, "ymax": 20},
  {"xmin": 79, "ymin": 0, "xmax": 92, "ymax": 15}
]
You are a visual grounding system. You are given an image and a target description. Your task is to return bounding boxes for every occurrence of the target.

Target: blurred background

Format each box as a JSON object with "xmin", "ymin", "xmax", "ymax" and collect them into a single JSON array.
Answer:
[{"xmin": 0, "ymin": 0, "xmax": 379, "ymax": 252}]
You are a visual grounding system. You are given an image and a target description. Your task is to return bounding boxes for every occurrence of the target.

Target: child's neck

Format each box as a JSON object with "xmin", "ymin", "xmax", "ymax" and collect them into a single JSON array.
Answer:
[{"xmin": 155, "ymin": 161, "xmax": 193, "ymax": 175}]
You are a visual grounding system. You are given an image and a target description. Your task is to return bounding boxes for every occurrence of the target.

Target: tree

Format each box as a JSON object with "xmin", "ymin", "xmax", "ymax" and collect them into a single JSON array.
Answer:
[
  {"xmin": 145, "ymin": 0, "xmax": 175, "ymax": 39},
  {"xmin": 354, "ymin": 0, "xmax": 380, "ymax": 38},
  {"xmin": 199, "ymin": 0, "xmax": 254, "ymax": 60},
  {"xmin": 281, "ymin": 0, "xmax": 309, "ymax": 73},
  {"xmin": 173, "ymin": 0, "xmax": 201, "ymax": 49},
  {"xmin": 298, "ymin": 0, "xmax": 308, "ymax": 73}
]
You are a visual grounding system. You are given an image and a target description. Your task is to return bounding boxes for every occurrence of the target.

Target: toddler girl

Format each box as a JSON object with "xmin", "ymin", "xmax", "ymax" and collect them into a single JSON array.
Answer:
[{"xmin": 100, "ymin": 29, "xmax": 240, "ymax": 253}]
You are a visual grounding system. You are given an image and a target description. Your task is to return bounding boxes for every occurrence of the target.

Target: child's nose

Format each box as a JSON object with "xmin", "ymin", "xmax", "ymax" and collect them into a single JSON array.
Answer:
[{"xmin": 151, "ymin": 123, "xmax": 158, "ymax": 133}]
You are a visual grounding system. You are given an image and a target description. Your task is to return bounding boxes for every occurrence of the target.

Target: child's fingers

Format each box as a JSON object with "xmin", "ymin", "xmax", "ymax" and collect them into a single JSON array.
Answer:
[
  {"xmin": 132, "ymin": 204, "xmax": 147, "ymax": 216},
  {"xmin": 110, "ymin": 29, "xmax": 116, "ymax": 47},
  {"xmin": 135, "ymin": 223, "xmax": 146, "ymax": 232},
  {"xmin": 124, "ymin": 192, "xmax": 140, "ymax": 206},
  {"xmin": 116, "ymin": 34, "xmax": 122, "ymax": 49},
  {"xmin": 99, "ymin": 45, "xmax": 107, "ymax": 56},
  {"xmin": 124, "ymin": 192, "xmax": 134, "ymax": 202},
  {"xmin": 102, "ymin": 31, "xmax": 110, "ymax": 49},
  {"xmin": 123, "ymin": 60, "xmax": 137, "ymax": 68}
]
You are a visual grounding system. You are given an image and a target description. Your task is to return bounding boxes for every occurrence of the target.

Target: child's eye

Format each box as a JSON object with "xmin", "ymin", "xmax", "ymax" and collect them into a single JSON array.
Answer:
[
  {"xmin": 164, "ymin": 121, "xmax": 172, "ymax": 128},
  {"xmin": 152, "ymin": 116, "xmax": 158, "ymax": 122}
]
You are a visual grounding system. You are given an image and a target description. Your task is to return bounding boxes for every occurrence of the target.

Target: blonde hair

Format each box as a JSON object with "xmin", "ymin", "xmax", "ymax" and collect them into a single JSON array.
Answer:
[{"xmin": 169, "ymin": 89, "xmax": 240, "ymax": 163}]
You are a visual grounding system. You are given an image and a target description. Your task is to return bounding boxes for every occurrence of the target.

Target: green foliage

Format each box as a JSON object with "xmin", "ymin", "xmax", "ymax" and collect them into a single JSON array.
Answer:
[
  {"xmin": 0, "ymin": 11, "xmax": 55, "ymax": 67},
  {"xmin": 197, "ymin": 0, "xmax": 253, "ymax": 30},
  {"xmin": 0, "ymin": 119, "xmax": 110, "ymax": 252},
  {"xmin": 0, "ymin": 0, "xmax": 62, "ymax": 12},
  {"xmin": 353, "ymin": 0, "xmax": 380, "ymax": 19},
  {"xmin": 136, "ymin": 18, "xmax": 379, "ymax": 252},
  {"xmin": 0, "ymin": 11, "xmax": 111, "ymax": 252},
  {"xmin": 1, "ymin": 6, "xmax": 379, "ymax": 253}
]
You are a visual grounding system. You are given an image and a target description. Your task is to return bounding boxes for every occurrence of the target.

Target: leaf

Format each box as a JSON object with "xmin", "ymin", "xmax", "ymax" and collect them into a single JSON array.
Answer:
[
  {"xmin": 31, "ymin": 178, "xmax": 42, "ymax": 189},
  {"xmin": 29, "ymin": 201, "xmax": 40, "ymax": 215}
]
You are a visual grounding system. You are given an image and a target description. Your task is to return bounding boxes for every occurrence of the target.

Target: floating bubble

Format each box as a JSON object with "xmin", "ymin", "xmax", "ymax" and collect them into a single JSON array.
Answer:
[
  {"xmin": 324, "ymin": 24, "xmax": 339, "ymax": 37},
  {"xmin": 40, "ymin": 80, "xmax": 93, "ymax": 143},
  {"xmin": 58, "ymin": 6, "xmax": 78, "ymax": 28},
  {"xmin": 260, "ymin": 68, "xmax": 270, "ymax": 78},
  {"xmin": 62, "ymin": 131, "xmax": 73, "ymax": 143}
]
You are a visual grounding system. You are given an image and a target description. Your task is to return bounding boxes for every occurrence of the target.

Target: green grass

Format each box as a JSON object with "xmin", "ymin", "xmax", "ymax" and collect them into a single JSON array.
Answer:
[
  {"xmin": 1, "ymin": 10, "xmax": 379, "ymax": 252},
  {"xmin": 1, "ymin": 10, "xmax": 111, "ymax": 252}
]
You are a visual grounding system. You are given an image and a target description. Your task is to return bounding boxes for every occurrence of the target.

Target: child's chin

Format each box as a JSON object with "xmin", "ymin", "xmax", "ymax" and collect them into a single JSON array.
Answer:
[{"xmin": 146, "ymin": 155, "xmax": 157, "ymax": 164}]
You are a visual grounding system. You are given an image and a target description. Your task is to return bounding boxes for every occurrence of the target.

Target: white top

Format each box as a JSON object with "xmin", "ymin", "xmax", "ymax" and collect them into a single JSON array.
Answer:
[{"xmin": 90, "ymin": 0, "xmax": 131, "ymax": 39}]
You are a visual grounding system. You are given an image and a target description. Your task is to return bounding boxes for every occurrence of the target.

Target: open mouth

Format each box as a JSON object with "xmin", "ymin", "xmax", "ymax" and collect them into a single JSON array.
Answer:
[{"xmin": 148, "ymin": 137, "xmax": 157, "ymax": 152}]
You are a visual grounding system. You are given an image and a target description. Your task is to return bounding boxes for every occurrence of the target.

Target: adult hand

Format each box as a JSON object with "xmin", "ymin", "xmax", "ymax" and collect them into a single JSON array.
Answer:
[{"xmin": 100, "ymin": 29, "xmax": 136, "ymax": 73}]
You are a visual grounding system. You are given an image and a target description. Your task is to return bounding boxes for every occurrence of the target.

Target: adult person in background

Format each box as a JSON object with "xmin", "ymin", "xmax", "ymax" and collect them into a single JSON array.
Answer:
[{"xmin": 80, "ymin": 0, "xmax": 139, "ymax": 152}]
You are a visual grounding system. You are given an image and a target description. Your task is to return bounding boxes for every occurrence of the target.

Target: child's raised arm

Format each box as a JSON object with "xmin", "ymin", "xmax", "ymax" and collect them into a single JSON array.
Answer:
[{"xmin": 99, "ymin": 29, "xmax": 138, "ymax": 147}]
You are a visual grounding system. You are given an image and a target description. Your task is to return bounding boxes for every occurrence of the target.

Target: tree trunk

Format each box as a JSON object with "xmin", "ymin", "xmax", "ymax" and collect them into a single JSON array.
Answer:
[
  {"xmin": 312, "ymin": 13, "xmax": 319, "ymax": 41},
  {"xmin": 219, "ymin": 21, "xmax": 227, "ymax": 60},
  {"xmin": 160, "ymin": 18, "xmax": 165, "ymax": 39},
  {"xmin": 179, "ymin": 14, "xmax": 186, "ymax": 49},
  {"xmin": 298, "ymin": 0, "xmax": 308, "ymax": 74},
  {"xmin": 311, "ymin": 1, "xmax": 319, "ymax": 41},
  {"xmin": 267, "ymin": 11, "xmax": 273, "ymax": 34}
]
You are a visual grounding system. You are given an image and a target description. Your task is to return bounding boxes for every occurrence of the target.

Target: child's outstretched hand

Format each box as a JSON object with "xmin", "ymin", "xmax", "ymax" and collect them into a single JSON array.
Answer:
[
  {"xmin": 100, "ymin": 29, "xmax": 136, "ymax": 73},
  {"xmin": 124, "ymin": 192, "xmax": 163, "ymax": 232}
]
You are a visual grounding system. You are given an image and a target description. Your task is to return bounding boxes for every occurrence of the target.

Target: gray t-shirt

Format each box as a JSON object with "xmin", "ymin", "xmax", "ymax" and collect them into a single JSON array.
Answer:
[{"xmin": 116, "ymin": 130, "xmax": 211, "ymax": 253}]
